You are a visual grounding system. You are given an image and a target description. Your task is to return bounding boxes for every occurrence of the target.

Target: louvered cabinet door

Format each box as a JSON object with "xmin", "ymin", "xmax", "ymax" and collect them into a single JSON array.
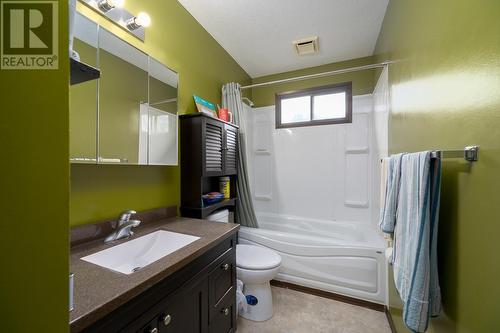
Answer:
[
  {"xmin": 223, "ymin": 125, "xmax": 238, "ymax": 175},
  {"xmin": 203, "ymin": 120, "xmax": 224, "ymax": 176}
]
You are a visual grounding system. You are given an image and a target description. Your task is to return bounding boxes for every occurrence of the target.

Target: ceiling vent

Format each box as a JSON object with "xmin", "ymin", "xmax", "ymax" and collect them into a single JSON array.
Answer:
[{"xmin": 293, "ymin": 36, "xmax": 319, "ymax": 55}]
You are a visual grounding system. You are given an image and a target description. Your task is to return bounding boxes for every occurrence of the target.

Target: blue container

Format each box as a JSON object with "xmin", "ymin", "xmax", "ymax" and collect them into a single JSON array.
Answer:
[{"xmin": 202, "ymin": 192, "xmax": 225, "ymax": 206}]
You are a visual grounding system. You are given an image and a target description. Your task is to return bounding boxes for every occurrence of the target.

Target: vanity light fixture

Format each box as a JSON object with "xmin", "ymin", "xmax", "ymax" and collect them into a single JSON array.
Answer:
[
  {"xmin": 79, "ymin": 0, "xmax": 148, "ymax": 41},
  {"xmin": 126, "ymin": 12, "xmax": 151, "ymax": 30},
  {"xmin": 97, "ymin": 0, "xmax": 124, "ymax": 13}
]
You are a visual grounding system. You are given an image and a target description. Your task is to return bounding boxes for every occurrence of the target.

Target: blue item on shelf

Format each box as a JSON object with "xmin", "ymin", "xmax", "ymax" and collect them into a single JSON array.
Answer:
[{"xmin": 202, "ymin": 192, "xmax": 225, "ymax": 206}]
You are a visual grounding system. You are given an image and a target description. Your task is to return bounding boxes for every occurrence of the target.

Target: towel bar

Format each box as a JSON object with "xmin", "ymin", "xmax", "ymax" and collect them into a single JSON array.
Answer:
[
  {"xmin": 430, "ymin": 145, "xmax": 479, "ymax": 162},
  {"xmin": 380, "ymin": 146, "xmax": 479, "ymax": 162}
]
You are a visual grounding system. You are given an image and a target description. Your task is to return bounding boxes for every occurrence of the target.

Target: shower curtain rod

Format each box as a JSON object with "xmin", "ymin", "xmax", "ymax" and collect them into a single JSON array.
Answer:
[{"xmin": 240, "ymin": 61, "xmax": 392, "ymax": 90}]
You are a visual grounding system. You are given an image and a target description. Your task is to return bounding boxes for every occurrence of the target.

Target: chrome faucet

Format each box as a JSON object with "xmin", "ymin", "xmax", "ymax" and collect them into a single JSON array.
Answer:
[{"xmin": 104, "ymin": 210, "xmax": 141, "ymax": 243}]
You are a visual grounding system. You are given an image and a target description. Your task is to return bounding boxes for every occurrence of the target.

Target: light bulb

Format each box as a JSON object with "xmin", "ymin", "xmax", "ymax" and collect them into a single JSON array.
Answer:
[
  {"xmin": 135, "ymin": 12, "xmax": 151, "ymax": 27},
  {"xmin": 126, "ymin": 12, "xmax": 151, "ymax": 30}
]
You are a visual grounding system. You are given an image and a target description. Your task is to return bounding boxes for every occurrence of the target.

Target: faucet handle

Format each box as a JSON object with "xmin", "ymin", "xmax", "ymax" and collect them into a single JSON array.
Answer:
[{"xmin": 117, "ymin": 210, "xmax": 137, "ymax": 225}]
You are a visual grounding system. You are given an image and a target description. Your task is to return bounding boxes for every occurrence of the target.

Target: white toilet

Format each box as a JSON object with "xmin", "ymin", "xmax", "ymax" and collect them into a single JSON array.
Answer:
[
  {"xmin": 236, "ymin": 244, "xmax": 281, "ymax": 321},
  {"xmin": 206, "ymin": 210, "xmax": 282, "ymax": 321}
]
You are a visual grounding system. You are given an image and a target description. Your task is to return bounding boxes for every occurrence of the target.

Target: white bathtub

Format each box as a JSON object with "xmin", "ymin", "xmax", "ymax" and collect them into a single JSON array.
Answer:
[{"xmin": 238, "ymin": 214, "xmax": 387, "ymax": 304}]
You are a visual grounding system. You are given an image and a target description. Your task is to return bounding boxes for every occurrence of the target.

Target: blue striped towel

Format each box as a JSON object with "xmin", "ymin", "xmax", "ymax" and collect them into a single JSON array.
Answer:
[
  {"xmin": 392, "ymin": 151, "xmax": 442, "ymax": 332},
  {"xmin": 379, "ymin": 153, "xmax": 404, "ymax": 234}
]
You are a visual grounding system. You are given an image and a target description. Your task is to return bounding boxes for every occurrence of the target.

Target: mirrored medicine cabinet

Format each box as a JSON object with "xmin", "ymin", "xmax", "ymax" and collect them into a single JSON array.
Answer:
[{"xmin": 70, "ymin": 13, "xmax": 178, "ymax": 166}]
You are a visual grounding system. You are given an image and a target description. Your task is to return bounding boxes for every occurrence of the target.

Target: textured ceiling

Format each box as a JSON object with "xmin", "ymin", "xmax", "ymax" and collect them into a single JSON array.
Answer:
[{"xmin": 178, "ymin": 0, "xmax": 389, "ymax": 77}]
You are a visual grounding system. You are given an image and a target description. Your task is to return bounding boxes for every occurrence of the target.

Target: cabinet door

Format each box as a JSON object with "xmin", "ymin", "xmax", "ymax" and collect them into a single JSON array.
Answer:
[
  {"xmin": 203, "ymin": 119, "xmax": 224, "ymax": 176},
  {"xmin": 157, "ymin": 278, "xmax": 208, "ymax": 333},
  {"xmin": 223, "ymin": 125, "xmax": 238, "ymax": 175},
  {"xmin": 125, "ymin": 277, "xmax": 209, "ymax": 333}
]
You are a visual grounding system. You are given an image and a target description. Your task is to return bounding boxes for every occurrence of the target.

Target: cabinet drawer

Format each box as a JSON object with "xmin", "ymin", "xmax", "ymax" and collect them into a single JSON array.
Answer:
[
  {"xmin": 208, "ymin": 251, "xmax": 235, "ymax": 310},
  {"xmin": 138, "ymin": 319, "xmax": 158, "ymax": 333},
  {"xmin": 209, "ymin": 287, "xmax": 235, "ymax": 333}
]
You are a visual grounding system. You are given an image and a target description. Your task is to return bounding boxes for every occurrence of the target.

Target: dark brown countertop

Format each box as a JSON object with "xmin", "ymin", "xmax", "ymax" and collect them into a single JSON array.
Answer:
[{"xmin": 70, "ymin": 217, "xmax": 239, "ymax": 332}]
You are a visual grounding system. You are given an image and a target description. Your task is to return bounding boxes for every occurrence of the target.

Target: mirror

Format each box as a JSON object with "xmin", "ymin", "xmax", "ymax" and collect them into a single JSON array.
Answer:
[
  {"xmin": 98, "ymin": 28, "xmax": 148, "ymax": 165},
  {"xmin": 145, "ymin": 58, "xmax": 179, "ymax": 165},
  {"xmin": 70, "ymin": 14, "xmax": 98, "ymax": 163},
  {"xmin": 70, "ymin": 13, "xmax": 179, "ymax": 166}
]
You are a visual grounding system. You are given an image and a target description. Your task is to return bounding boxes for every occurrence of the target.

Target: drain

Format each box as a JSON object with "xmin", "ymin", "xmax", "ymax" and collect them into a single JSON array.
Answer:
[{"xmin": 132, "ymin": 266, "xmax": 142, "ymax": 272}]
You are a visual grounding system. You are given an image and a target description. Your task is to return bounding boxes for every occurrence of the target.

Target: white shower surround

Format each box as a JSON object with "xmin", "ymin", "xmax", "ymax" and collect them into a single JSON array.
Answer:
[{"xmin": 241, "ymin": 94, "xmax": 388, "ymax": 304}]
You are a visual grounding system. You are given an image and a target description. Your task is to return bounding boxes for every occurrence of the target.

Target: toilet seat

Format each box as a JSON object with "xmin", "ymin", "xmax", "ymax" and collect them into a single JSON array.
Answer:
[{"xmin": 236, "ymin": 244, "xmax": 281, "ymax": 270}]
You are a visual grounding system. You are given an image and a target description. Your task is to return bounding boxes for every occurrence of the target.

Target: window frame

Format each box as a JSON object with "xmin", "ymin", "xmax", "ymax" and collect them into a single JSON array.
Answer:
[{"xmin": 275, "ymin": 81, "xmax": 353, "ymax": 129}]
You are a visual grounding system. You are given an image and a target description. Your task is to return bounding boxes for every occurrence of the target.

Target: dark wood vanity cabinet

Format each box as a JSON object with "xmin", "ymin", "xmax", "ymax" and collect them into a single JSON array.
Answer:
[
  {"xmin": 136, "ymin": 277, "xmax": 208, "ymax": 333},
  {"xmin": 82, "ymin": 234, "xmax": 237, "ymax": 333},
  {"xmin": 180, "ymin": 114, "xmax": 239, "ymax": 220}
]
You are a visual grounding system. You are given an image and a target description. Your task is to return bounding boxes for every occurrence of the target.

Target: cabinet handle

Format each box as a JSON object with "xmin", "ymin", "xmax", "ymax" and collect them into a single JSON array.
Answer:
[
  {"xmin": 221, "ymin": 307, "xmax": 230, "ymax": 316},
  {"xmin": 221, "ymin": 263, "xmax": 229, "ymax": 271},
  {"xmin": 148, "ymin": 328, "xmax": 158, "ymax": 333},
  {"xmin": 163, "ymin": 314, "xmax": 172, "ymax": 326}
]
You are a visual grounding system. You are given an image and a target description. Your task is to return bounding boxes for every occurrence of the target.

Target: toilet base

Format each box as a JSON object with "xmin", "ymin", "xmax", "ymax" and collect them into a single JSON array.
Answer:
[{"xmin": 240, "ymin": 281, "xmax": 273, "ymax": 321}]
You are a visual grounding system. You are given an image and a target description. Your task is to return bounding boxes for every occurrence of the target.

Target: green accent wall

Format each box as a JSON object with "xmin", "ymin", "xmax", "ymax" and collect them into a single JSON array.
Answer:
[
  {"xmin": 71, "ymin": 1, "xmax": 251, "ymax": 226},
  {"xmin": 251, "ymin": 56, "xmax": 376, "ymax": 107},
  {"xmin": 374, "ymin": 0, "xmax": 500, "ymax": 332},
  {"xmin": 0, "ymin": 1, "xmax": 69, "ymax": 331}
]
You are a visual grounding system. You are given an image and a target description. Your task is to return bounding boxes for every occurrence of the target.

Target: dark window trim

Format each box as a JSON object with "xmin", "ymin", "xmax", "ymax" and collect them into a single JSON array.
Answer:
[{"xmin": 275, "ymin": 81, "xmax": 353, "ymax": 129}]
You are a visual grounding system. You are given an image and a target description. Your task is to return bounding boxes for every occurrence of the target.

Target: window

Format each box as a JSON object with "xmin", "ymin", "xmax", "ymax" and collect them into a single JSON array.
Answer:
[{"xmin": 275, "ymin": 82, "xmax": 352, "ymax": 128}]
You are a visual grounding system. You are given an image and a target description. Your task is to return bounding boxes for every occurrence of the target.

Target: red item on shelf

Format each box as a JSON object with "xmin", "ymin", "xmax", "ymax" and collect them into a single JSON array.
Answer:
[{"xmin": 218, "ymin": 108, "xmax": 229, "ymax": 122}]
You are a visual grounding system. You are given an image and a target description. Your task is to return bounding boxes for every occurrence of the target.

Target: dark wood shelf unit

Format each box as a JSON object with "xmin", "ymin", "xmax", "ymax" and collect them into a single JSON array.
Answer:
[
  {"xmin": 181, "ymin": 198, "xmax": 238, "ymax": 219},
  {"xmin": 180, "ymin": 113, "xmax": 239, "ymax": 221},
  {"xmin": 70, "ymin": 57, "xmax": 100, "ymax": 85},
  {"xmin": 179, "ymin": 112, "xmax": 239, "ymax": 128}
]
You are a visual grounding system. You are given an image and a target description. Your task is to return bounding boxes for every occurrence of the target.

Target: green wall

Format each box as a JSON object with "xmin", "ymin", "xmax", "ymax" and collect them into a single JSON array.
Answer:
[
  {"xmin": 374, "ymin": 0, "xmax": 500, "ymax": 332},
  {"xmin": 0, "ymin": 1, "xmax": 69, "ymax": 331},
  {"xmin": 70, "ymin": 0, "xmax": 250, "ymax": 226},
  {"xmin": 251, "ymin": 56, "xmax": 376, "ymax": 107}
]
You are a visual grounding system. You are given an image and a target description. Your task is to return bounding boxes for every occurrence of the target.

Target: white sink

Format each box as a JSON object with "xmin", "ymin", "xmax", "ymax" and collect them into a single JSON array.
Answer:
[{"xmin": 81, "ymin": 230, "xmax": 200, "ymax": 274}]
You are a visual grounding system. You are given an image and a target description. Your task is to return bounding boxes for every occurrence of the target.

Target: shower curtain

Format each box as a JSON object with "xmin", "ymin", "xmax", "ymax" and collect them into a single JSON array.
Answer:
[{"xmin": 222, "ymin": 83, "xmax": 259, "ymax": 228}]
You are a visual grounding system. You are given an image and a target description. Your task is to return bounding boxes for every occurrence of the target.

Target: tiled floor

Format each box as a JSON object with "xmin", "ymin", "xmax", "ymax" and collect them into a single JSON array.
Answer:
[{"xmin": 237, "ymin": 286, "xmax": 391, "ymax": 333}]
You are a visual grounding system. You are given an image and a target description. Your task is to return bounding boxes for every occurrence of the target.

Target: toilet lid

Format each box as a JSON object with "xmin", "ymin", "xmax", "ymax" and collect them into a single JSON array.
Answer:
[{"xmin": 236, "ymin": 244, "xmax": 281, "ymax": 270}]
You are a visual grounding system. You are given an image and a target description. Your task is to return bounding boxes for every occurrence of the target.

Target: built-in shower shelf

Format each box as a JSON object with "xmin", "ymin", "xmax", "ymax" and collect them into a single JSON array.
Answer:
[
  {"xmin": 181, "ymin": 198, "xmax": 237, "ymax": 219},
  {"xmin": 255, "ymin": 149, "xmax": 271, "ymax": 155},
  {"xmin": 70, "ymin": 57, "xmax": 100, "ymax": 85},
  {"xmin": 345, "ymin": 147, "xmax": 369, "ymax": 154},
  {"xmin": 254, "ymin": 194, "xmax": 272, "ymax": 201},
  {"xmin": 344, "ymin": 200, "xmax": 369, "ymax": 208}
]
